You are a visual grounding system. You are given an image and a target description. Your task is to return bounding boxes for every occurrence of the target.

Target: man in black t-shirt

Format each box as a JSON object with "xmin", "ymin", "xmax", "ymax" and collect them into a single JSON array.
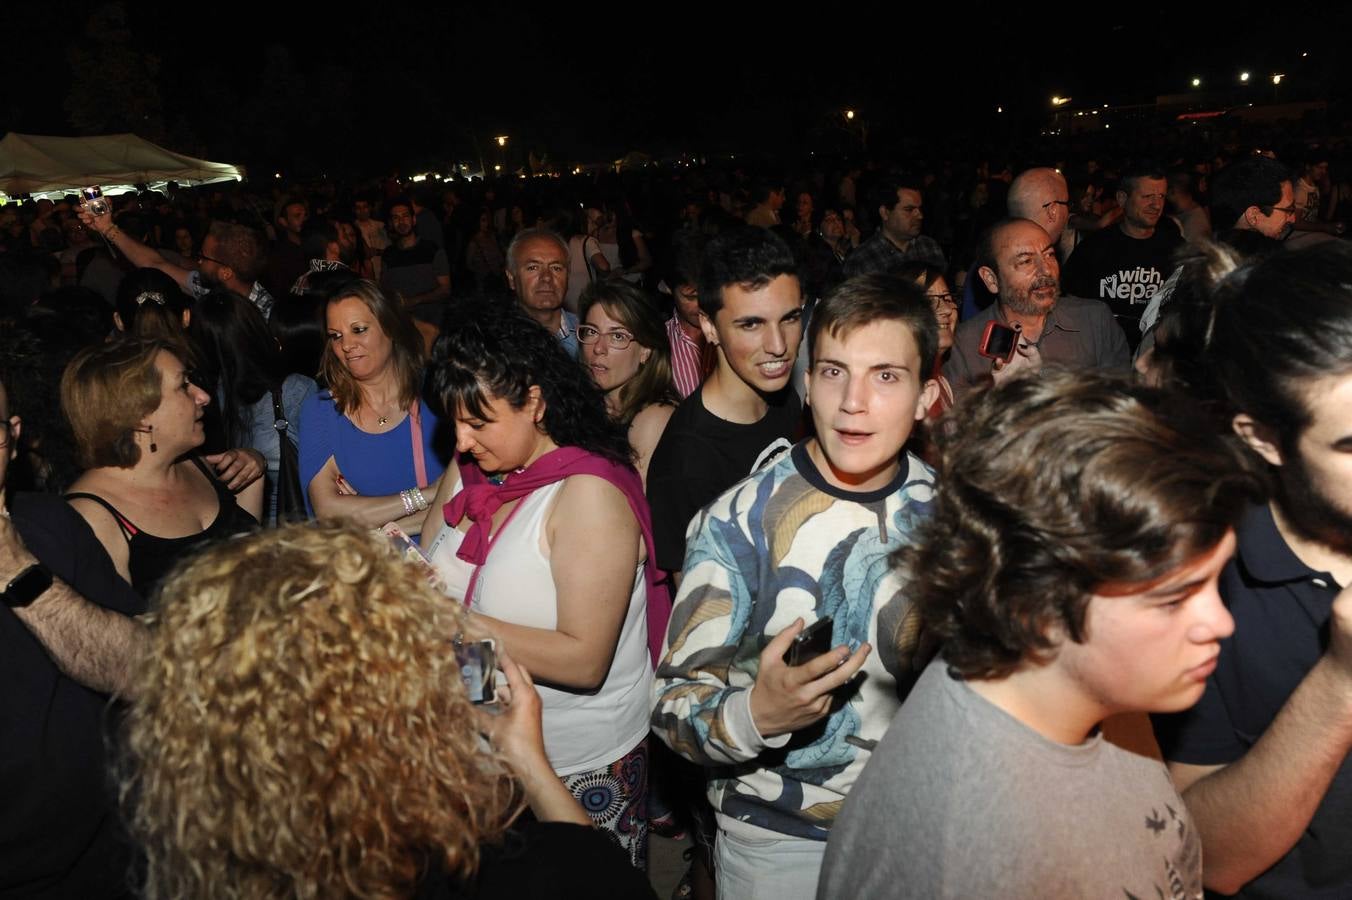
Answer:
[
  {"xmin": 1061, "ymin": 166, "xmax": 1183, "ymax": 339},
  {"xmin": 646, "ymin": 227, "xmax": 804, "ymax": 582},
  {"xmin": 380, "ymin": 196, "xmax": 451, "ymax": 308}
]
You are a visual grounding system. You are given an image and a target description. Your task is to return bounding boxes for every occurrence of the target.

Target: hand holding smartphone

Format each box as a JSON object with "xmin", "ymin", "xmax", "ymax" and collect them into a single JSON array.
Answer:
[{"xmin": 978, "ymin": 321, "xmax": 1021, "ymax": 363}]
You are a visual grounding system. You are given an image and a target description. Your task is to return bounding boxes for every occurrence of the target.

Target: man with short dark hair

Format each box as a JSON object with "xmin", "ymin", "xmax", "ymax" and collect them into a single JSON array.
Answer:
[
  {"xmin": 1166, "ymin": 168, "xmax": 1212, "ymax": 243},
  {"xmin": 1210, "ymin": 155, "xmax": 1297, "ymax": 243},
  {"xmin": 654, "ymin": 274, "xmax": 940, "ymax": 900},
  {"xmin": 79, "ymin": 209, "xmax": 274, "ymax": 319},
  {"xmin": 1061, "ymin": 167, "xmax": 1183, "ymax": 337},
  {"xmin": 664, "ymin": 231, "xmax": 715, "ymax": 398},
  {"xmin": 646, "ymin": 228, "xmax": 804, "ymax": 581},
  {"xmin": 379, "ymin": 197, "xmax": 451, "ymax": 309},
  {"xmin": 746, "ymin": 180, "xmax": 786, "ymax": 228},
  {"xmin": 944, "ymin": 219, "xmax": 1129, "ymax": 395},
  {"xmin": 353, "ymin": 196, "xmax": 390, "ymax": 280},
  {"xmin": 504, "ymin": 227, "xmax": 577, "ymax": 358},
  {"xmin": 819, "ymin": 369, "xmax": 1252, "ymax": 898},
  {"xmin": 263, "ymin": 195, "xmax": 310, "ymax": 299},
  {"xmin": 844, "ymin": 179, "xmax": 946, "ymax": 275}
]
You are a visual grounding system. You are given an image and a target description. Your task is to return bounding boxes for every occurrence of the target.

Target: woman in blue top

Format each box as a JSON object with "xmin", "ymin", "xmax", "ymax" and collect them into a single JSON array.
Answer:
[{"xmin": 298, "ymin": 279, "xmax": 443, "ymax": 536}]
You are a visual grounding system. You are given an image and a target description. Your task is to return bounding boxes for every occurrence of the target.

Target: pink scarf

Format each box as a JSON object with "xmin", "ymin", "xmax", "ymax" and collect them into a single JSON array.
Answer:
[{"xmin": 446, "ymin": 446, "xmax": 672, "ymax": 665}]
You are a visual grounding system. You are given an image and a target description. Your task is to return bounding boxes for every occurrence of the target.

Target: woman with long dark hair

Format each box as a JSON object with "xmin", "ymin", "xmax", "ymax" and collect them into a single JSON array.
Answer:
[
  {"xmin": 419, "ymin": 303, "xmax": 667, "ymax": 870},
  {"xmin": 187, "ymin": 289, "xmax": 317, "ymax": 524}
]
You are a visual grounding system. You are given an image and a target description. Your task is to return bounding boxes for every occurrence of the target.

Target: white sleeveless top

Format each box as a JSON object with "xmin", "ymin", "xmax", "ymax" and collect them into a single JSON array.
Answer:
[{"xmin": 428, "ymin": 474, "xmax": 653, "ymax": 775}]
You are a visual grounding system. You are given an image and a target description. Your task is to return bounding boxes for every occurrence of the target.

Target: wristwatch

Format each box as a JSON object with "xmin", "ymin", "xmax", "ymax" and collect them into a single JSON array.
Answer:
[{"xmin": 2, "ymin": 563, "xmax": 53, "ymax": 608}]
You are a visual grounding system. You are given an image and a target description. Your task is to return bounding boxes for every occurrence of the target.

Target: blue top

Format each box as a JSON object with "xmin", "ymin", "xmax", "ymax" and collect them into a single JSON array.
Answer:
[{"xmin": 297, "ymin": 391, "xmax": 445, "ymax": 526}]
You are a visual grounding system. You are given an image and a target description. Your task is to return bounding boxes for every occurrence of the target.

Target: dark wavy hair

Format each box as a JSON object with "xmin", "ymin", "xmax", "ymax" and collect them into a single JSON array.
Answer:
[
  {"xmin": 896, "ymin": 369, "xmax": 1256, "ymax": 680},
  {"xmin": 697, "ymin": 226, "xmax": 798, "ymax": 317},
  {"xmin": 429, "ymin": 302, "xmax": 633, "ymax": 465}
]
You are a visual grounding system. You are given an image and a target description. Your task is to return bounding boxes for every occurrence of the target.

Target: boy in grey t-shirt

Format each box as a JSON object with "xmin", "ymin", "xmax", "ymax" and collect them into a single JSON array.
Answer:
[{"xmin": 819, "ymin": 370, "xmax": 1256, "ymax": 899}]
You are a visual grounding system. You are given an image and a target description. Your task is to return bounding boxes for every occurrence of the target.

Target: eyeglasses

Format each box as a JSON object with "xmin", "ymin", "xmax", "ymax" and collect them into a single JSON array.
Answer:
[
  {"xmin": 576, "ymin": 325, "xmax": 636, "ymax": 349},
  {"xmin": 929, "ymin": 293, "xmax": 959, "ymax": 309},
  {"xmin": 197, "ymin": 251, "xmax": 226, "ymax": 266},
  {"xmin": 1263, "ymin": 204, "xmax": 1299, "ymax": 217},
  {"xmin": 1041, "ymin": 200, "xmax": 1072, "ymax": 212}
]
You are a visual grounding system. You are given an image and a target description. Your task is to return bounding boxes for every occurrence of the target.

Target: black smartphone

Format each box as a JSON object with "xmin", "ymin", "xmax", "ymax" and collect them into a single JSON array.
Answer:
[
  {"xmin": 453, "ymin": 636, "xmax": 500, "ymax": 704},
  {"xmin": 978, "ymin": 321, "xmax": 1021, "ymax": 362},
  {"xmin": 784, "ymin": 616, "xmax": 835, "ymax": 667}
]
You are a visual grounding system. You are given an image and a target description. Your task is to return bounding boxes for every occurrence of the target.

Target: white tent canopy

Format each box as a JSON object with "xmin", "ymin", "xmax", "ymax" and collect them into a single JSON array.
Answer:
[{"xmin": 0, "ymin": 133, "xmax": 244, "ymax": 202}]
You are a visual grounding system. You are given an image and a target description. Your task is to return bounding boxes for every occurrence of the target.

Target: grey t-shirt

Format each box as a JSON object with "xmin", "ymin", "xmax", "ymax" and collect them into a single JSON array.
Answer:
[{"xmin": 818, "ymin": 659, "xmax": 1202, "ymax": 900}]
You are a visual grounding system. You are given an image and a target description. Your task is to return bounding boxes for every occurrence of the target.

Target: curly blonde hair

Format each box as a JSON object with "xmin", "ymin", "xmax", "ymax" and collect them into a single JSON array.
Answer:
[{"xmin": 120, "ymin": 521, "xmax": 519, "ymax": 899}]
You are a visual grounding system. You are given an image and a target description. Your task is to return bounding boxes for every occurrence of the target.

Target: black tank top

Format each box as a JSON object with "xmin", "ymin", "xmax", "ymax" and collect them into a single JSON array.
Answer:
[{"xmin": 66, "ymin": 456, "xmax": 260, "ymax": 598}]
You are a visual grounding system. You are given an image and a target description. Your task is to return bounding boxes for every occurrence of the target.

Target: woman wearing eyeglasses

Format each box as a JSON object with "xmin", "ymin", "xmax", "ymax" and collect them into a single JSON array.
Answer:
[
  {"xmin": 898, "ymin": 262, "xmax": 957, "ymax": 421},
  {"xmin": 578, "ymin": 281, "xmax": 680, "ymax": 488}
]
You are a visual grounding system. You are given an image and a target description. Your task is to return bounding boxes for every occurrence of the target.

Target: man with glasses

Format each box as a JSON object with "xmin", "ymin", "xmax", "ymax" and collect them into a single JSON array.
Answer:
[
  {"xmin": 1211, "ymin": 155, "xmax": 1299, "ymax": 245},
  {"xmin": 1062, "ymin": 166, "xmax": 1183, "ymax": 342},
  {"xmin": 79, "ymin": 209, "xmax": 274, "ymax": 319}
]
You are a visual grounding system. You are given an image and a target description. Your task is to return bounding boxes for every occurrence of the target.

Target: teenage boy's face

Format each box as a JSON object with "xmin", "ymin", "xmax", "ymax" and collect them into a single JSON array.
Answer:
[
  {"xmin": 702, "ymin": 274, "xmax": 803, "ymax": 395},
  {"xmin": 1054, "ymin": 531, "xmax": 1236, "ymax": 719},
  {"xmin": 803, "ymin": 319, "xmax": 936, "ymax": 493}
]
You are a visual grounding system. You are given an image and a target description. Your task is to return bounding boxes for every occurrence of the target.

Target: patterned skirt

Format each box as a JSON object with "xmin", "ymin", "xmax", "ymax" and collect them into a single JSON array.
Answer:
[{"xmin": 561, "ymin": 737, "xmax": 649, "ymax": 870}]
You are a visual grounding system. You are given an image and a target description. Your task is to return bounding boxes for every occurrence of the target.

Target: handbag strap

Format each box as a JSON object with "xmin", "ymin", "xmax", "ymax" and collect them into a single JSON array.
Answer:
[
  {"xmin": 270, "ymin": 384, "xmax": 288, "ymax": 434},
  {"xmin": 409, "ymin": 399, "xmax": 428, "ymax": 488}
]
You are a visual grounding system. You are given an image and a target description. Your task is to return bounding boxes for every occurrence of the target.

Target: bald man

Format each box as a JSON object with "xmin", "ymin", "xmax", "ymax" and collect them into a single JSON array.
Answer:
[
  {"xmin": 945, "ymin": 218, "xmax": 1130, "ymax": 397},
  {"xmin": 961, "ymin": 167, "xmax": 1073, "ymax": 319}
]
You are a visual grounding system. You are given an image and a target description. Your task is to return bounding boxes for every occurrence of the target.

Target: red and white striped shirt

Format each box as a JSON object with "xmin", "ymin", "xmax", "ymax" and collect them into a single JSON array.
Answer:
[{"xmin": 666, "ymin": 315, "xmax": 715, "ymax": 399}]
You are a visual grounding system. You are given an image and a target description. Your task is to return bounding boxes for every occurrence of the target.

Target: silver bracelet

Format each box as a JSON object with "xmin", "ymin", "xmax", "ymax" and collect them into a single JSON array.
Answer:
[
  {"xmin": 411, "ymin": 486, "xmax": 428, "ymax": 512},
  {"xmin": 399, "ymin": 489, "xmax": 415, "ymax": 516}
]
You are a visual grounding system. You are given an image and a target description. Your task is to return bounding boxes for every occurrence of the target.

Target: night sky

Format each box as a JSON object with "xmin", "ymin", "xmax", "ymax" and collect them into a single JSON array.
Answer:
[{"xmin": 4, "ymin": 2, "xmax": 1350, "ymax": 176}]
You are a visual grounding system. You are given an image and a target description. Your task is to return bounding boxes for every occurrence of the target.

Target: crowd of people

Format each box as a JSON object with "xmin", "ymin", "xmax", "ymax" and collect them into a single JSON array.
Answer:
[{"xmin": 1, "ymin": 136, "xmax": 1350, "ymax": 899}]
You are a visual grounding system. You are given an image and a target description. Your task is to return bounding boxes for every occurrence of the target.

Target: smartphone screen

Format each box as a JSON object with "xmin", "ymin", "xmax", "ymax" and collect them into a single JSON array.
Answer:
[{"xmin": 454, "ymin": 637, "xmax": 499, "ymax": 703}]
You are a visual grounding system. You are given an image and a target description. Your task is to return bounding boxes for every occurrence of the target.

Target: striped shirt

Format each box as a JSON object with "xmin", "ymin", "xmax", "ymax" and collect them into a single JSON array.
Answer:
[{"xmin": 666, "ymin": 315, "xmax": 714, "ymax": 398}]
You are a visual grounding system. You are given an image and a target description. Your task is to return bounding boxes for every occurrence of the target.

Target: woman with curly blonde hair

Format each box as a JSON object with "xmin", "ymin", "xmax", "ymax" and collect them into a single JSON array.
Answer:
[{"xmin": 119, "ymin": 520, "xmax": 655, "ymax": 900}]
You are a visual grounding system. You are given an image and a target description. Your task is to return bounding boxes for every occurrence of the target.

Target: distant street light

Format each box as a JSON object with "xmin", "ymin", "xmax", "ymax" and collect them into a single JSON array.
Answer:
[
  {"xmin": 495, "ymin": 135, "xmax": 508, "ymax": 147},
  {"xmin": 1191, "ymin": 77, "xmax": 1201, "ymax": 87},
  {"xmin": 1272, "ymin": 73, "xmax": 1284, "ymax": 85},
  {"xmin": 1051, "ymin": 96, "xmax": 1071, "ymax": 107},
  {"xmin": 1240, "ymin": 71, "xmax": 1251, "ymax": 83},
  {"xmin": 844, "ymin": 109, "xmax": 855, "ymax": 120}
]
